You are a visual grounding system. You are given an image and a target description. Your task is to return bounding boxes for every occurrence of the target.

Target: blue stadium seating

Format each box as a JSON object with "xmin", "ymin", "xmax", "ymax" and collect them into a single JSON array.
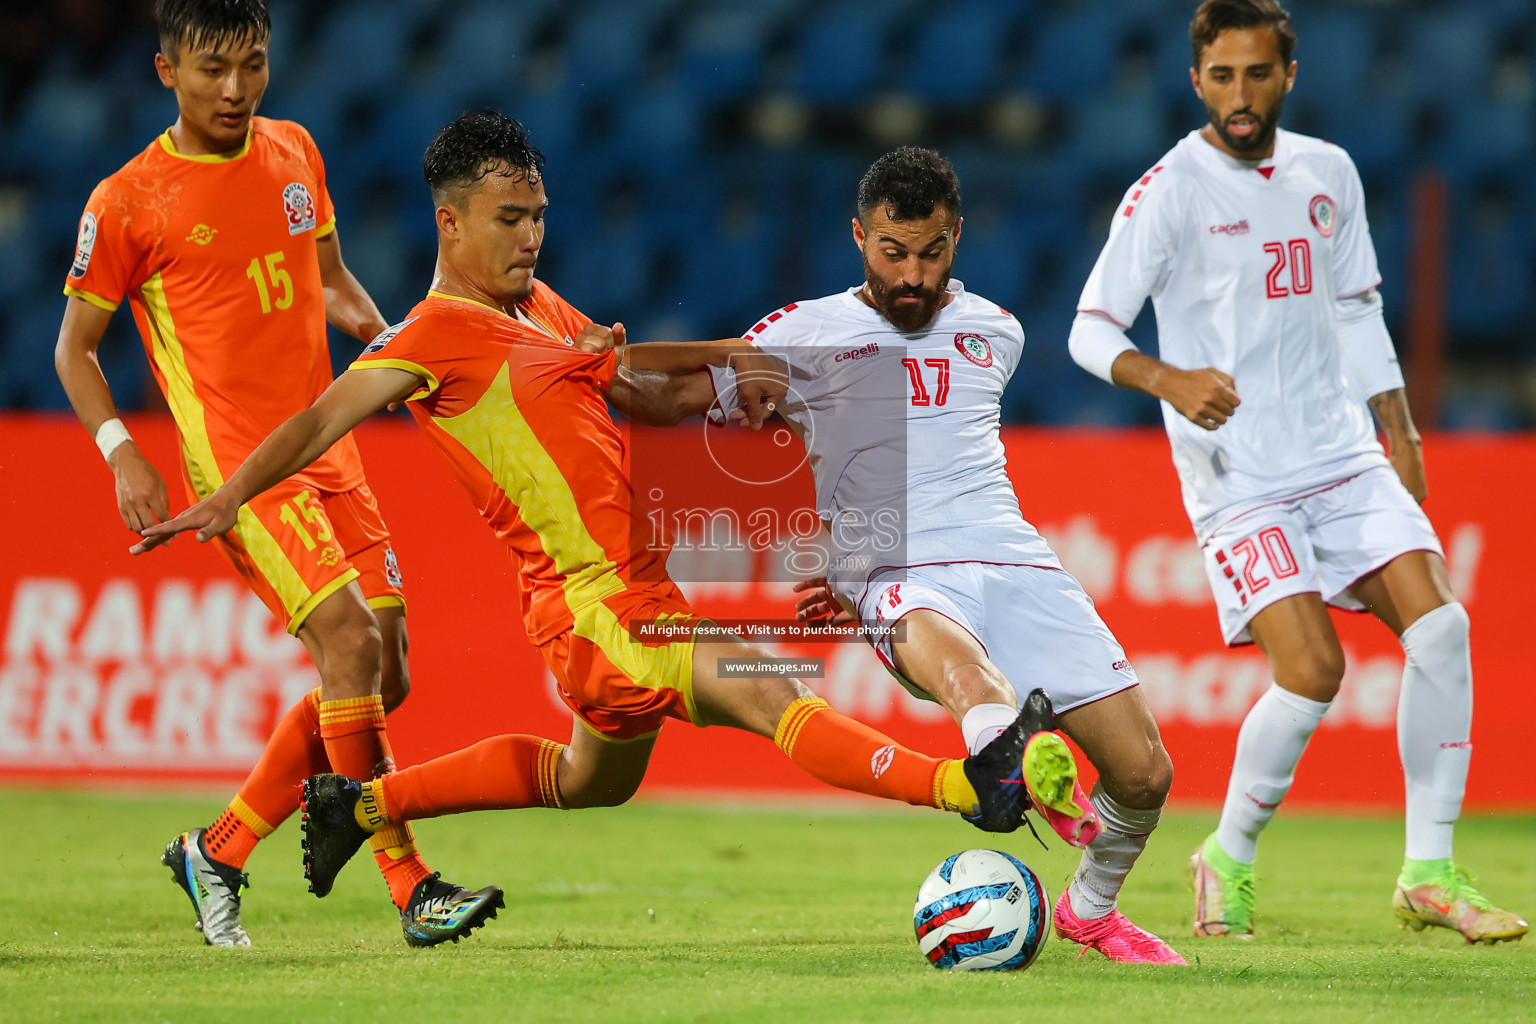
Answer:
[{"xmin": 0, "ymin": 0, "xmax": 1530, "ymax": 425}]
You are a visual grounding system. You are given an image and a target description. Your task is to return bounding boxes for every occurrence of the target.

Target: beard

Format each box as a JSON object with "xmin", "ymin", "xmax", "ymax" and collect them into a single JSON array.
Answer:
[
  {"xmin": 862, "ymin": 258, "xmax": 951, "ymax": 334},
  {"xmin": 1206, "ymin": 95, "xmax": 1284, "ymax": 156}
]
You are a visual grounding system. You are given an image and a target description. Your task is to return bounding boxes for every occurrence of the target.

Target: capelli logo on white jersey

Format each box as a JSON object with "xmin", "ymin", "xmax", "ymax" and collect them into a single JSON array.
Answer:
[
  {"xmin": 1208, "ymin": 220, "xmax": 1251, "ymax": 236},
  {"xmin": 835, "ymin": 342, "xmax": 880, "ymax": 362}
]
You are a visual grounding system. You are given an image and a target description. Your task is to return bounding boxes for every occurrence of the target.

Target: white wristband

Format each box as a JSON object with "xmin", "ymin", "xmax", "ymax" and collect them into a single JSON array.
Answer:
[{"xmin": 94, "ymin": 418, "xmax": 132, "ymax": 460}]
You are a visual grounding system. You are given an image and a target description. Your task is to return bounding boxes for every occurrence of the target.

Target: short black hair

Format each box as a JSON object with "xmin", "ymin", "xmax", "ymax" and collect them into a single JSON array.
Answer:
[
  {"xmin": 154, "ymin": 0, "xmax": 270, "ymax": 60},
  {"xmin": 856, "ymin": 147, "xmax": 961, "ymax": 223},
  {"xmin": 1190, "ymin": 0, "xmax": 1296, "ymax": 67},
  {"xmin": 423, "ymin": 110, "xmax": 547, "ymax": 207}
]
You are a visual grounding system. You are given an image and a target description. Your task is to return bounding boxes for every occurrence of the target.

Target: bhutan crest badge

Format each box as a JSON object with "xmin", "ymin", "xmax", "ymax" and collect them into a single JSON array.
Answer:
[{"xmin": 282, "ymin": 181, "xmax": 317, "ymax": 235}]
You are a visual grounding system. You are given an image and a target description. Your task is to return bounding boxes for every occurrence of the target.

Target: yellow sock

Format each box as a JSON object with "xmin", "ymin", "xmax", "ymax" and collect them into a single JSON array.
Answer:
[
  {"xmin": 934, "ymin": 759, "xmax": 980, "ymax": 816},
  {"xmin": 354, "ymin": 779, "xmax": 390, "ymax": 833}
]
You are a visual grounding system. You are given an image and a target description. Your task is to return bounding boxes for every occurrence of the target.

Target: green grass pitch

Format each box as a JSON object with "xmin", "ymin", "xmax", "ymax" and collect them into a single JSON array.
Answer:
[{"xmin": 1, "ymin": 789, "xmax": 1531, "ymax": 1023}]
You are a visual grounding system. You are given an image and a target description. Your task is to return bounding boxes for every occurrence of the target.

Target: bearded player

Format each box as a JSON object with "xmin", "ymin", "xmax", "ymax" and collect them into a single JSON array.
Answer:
[
  {"xmin": 132, "ymin": 113, "xmax": 1064, "ymax": 905},
  {"xmin": 699, "ymin": 148, "xmax": 1184, "ymax": 965},
  {"xmin": 54, "ymin": 0, "xmax": 498, "ymax": 947},
  {"xmin": 1069, "ymin": 0, "xmax": 1526, "ymax": 943}
]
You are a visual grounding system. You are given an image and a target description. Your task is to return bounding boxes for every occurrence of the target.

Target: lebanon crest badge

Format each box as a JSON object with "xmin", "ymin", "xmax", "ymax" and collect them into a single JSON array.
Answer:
[
  {"xmin": 954, "ymin": 333, "xmax": 993, "ymax": 367},
  {"xmin": 283, "ymin": 181, "xmax": 317, "ymax": 235},
  {"xmin": 69, "ymin": 212, "xmax": 97, "ymax": 279},
  {"xmin": 1309, "ymin": 194, "xmax": 1336, "ymax": 238}
]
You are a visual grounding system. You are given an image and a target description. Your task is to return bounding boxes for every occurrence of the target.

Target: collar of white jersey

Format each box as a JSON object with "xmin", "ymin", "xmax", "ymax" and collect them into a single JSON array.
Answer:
[
  {"xmin": 1187, "ymin": 126, "xmax": 1291, "ymax": 180},
  {"xmin": 839, "ymin": 278, "xmax": 968, "ymax": 330}
]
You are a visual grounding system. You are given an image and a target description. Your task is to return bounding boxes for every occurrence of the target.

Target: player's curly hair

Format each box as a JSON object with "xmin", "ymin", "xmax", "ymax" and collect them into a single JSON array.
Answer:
[
  {"xmin": 423, "ymin": 110, "xmax": 546, "ymax": 207},
  {"xmin": 856, "ymin": 147, "xmax": 961, "ymax": 224},
  {"xmin": 1190, "ymin": 0, "xmax": 1296, "ymax": 67},
  {"xmin": 154, "ymin": 0, "xmax": 270, "ymax": 60}
]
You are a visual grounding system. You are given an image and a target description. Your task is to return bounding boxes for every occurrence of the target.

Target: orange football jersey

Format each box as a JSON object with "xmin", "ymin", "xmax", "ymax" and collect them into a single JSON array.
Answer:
[
  {"xmin": 65, "ymin": 117, "xmax": 364, "ymax": 494},
  {"xmin": 351, "ymin": 283, "xmax": 681, "ymax": 644}
]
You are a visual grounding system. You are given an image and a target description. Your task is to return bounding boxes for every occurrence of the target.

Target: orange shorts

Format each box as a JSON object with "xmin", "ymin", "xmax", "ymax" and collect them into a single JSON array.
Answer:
[
  {"xmin": 539, "ymin": 587, "xmax": 704, "ymax": 743},
  {"xmin": 194, "ymin": 474, "xmax": 405, "ymax": 635}
]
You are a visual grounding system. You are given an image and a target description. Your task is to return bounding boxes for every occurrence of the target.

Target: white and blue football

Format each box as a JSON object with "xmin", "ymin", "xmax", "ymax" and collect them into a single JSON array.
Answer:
[{"xmin": 913, "ymin": 849, "xmax": 1050, "ymax": 971}]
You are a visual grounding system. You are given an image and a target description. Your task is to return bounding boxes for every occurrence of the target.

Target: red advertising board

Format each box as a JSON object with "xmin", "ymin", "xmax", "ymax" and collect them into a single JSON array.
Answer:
[{"xmin": 0, "ymin": 414, "xmax": 1530, "ymax": 808}]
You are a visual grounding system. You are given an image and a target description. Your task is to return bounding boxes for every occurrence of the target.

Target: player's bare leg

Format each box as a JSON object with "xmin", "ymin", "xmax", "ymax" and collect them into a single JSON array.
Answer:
[
  {"xmin": 1048, "ymin": 688, "xmax": 1184, "ymax": 963},
  {"xmin": 553, "ymin": 724, "xmax": 657, "ymax": 809},
  {"xmin": 888, "ymin": 611, "xmax": 1098, "ymax": 845},
  {"xmin": 1350, "ymin": 552, "xmax": 1527, "ymax": 943},
  {"xmin": 375, "ymin": 604, "xmax": 412, "ymax": 713},
  {"xmin": 687, "ymin": 624, "xmax": 1045, "ymax": 832},
  {"xmin": 1192, "ymin": 593, "xmax": 1340, "ymax": 937}
]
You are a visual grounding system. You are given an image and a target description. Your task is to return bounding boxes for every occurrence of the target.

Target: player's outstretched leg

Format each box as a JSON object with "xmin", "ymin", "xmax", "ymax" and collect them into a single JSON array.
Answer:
[
  {"xmin": 301, "ymin": 774, "xmax": 506, "ymax": 946},
  {"xmin": 1050, "ymin": 688, "xmax": 1184, "ymax": 964},
  {"xmin": 162, "ymin": 828, "xmax": 251, "ymax": 948}
]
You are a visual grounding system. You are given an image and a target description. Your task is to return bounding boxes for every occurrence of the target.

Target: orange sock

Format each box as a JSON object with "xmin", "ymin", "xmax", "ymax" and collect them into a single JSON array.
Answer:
[
  {"xmin": 775, "ymin": 697, "xmax": 972, "ymax": 812},
  {"xmin": 368, "ymin": 735, "xmax": 567, "ymax": 825},
  {"xmin": 203, "ymin": 689, "xmax": 328, "ymax": 869},
  {"xmin": 318, "ymin": 694, "xmax": 432, "ymax": 909}
]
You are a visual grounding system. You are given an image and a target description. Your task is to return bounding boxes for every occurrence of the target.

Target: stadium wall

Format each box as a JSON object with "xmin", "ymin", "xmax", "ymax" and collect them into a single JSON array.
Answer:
[{"xmin": 0, "ymin": 414, "xmax": 1530, "ymax": 809}]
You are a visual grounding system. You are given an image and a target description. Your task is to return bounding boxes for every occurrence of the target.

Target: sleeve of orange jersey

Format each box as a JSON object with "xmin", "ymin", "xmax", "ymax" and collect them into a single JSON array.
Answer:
[
  {"xmin": 294, "ymin": 123, "xmax": 337, "ymax": 238},
  {"xmin": 350, "ymin": 311, "xmax": 444, "ymax": 400},
  {"xmin": 62, "ymin": 181, "xmax": 144, "ymax": 311}
]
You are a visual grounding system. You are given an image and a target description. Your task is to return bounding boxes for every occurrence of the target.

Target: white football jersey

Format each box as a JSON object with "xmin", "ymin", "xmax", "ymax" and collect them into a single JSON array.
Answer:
[
  {"xmin": 742, "ymin": 280, "xmax": 1061, "ymax": 596},
  {"xmin": 1078, "ymin": 127, "xmax": 1392, "ymax": 537}
]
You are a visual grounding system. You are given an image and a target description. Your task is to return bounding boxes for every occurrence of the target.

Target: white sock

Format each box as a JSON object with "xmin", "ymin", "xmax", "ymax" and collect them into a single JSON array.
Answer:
[
  {"xmin": 1067, "ymin": 782, "xmax": 1161, "ymax": 920},
  {"xmin": 960, "ymin": 702, "xmax": 1016, "ymax": 756},
  {"xmin": 1214, "ymin": 683, "xmax": 1331, "ymax": 863},
  {"xmin": 1398, "ymin": 602, "xmax": 1473, "ymax": 862}
]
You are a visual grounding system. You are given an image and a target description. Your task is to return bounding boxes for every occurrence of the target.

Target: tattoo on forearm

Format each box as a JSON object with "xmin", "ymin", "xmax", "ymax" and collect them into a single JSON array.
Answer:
[{"xmin": 1368, "ymin": 388, "xmax": 1420, "ymax": 448}]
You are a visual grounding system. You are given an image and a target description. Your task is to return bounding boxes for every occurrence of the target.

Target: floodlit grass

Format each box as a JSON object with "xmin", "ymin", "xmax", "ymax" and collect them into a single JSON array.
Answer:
[{"xmin": 0, "ymin": 789, "xmax": 1531, "ymax": 1023}]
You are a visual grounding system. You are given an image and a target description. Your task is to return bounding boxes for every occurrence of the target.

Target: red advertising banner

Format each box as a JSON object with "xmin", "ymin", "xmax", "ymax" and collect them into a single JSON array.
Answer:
[{"xmin": 0, "ymin": 414, "xmax": 1530, "ymax": 807}]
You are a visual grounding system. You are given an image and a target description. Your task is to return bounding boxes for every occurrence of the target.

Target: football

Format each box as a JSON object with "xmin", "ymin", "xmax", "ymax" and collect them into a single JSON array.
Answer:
[{"xmin": 913, "ymin": 849, "xmax": 1050, "ymax": 971}]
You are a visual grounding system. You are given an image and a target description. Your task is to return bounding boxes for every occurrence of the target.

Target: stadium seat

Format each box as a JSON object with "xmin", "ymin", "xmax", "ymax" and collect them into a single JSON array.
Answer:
[
  {"xmin": 417, "ymin": 0, "xmax": 537, "ymax": 103},
  {"xmin": 677, "ymin": 8, "xmax": 775, "ymax": 103},
  {"xmin": 1404, "ymin": 11, "xmax": 1493, "ymax": 101},
  {"xmin": 904, "ymin": 3, "xmax": 1011, "ymax": 106},
  {"xmin": 789, "ymin": 12, "xmax": 889, "ymax": 104},
  {"xmin": 561, "ymin": 0, "xmax": 678, "ymax": 95},
  {"xmin": 299, "ymin": 1, "xmax": 413, "ymax": 105},
  {"xmin": 1068, "ymin": 89, "xmax": 1170, "ymax": 174},
  {"xmin": 1016, "ymin": 12, "xmax": 1127, "ymax": 102}
]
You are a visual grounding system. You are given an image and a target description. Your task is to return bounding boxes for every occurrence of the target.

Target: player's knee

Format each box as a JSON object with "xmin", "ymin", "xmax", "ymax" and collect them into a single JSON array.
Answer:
[
  {"xmin": 1403, "ymin": 601, "xmax": 1470, "ymax": 661},
  {"xmin": 322, "ymin": 616, "xmax": 384, "ymax": 683},
  {"xmin": 939, "ymin": 662, "xmax": 1010, "ymax": 709},
  {"xmin": 1278, "ymin": 648, "xmax": 1345, "ymax": 702},
  {"xmin": 1103, "ymin": 746, "xmax": 1173, "ymax": 809}
]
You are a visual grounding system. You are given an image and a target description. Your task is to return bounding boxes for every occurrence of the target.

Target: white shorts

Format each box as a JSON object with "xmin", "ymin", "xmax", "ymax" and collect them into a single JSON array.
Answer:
[
  {"xmin": 1202, "ymin": 465, "xmax": 1443, "ymax": 646},
  {"xmin": 851, "ymin": 562, "xmax": 1139, "ymax": 714}
]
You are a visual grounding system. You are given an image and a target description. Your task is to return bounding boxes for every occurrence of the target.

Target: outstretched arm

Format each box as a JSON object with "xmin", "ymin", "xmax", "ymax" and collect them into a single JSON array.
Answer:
[
  {"xmin": 130, "ymin": 365, "xmax": 423, "ymax": 553},
  {"xmin": 316, "ymin": 231, "xmax": 389, "ymax": 343},
  {"xmin": 606, "ymin": 365, "xmax": 721, "ymax": 427},
  {"xmin": 620, "ymin": 341, "xmax": 787, "ymax": 429}
]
